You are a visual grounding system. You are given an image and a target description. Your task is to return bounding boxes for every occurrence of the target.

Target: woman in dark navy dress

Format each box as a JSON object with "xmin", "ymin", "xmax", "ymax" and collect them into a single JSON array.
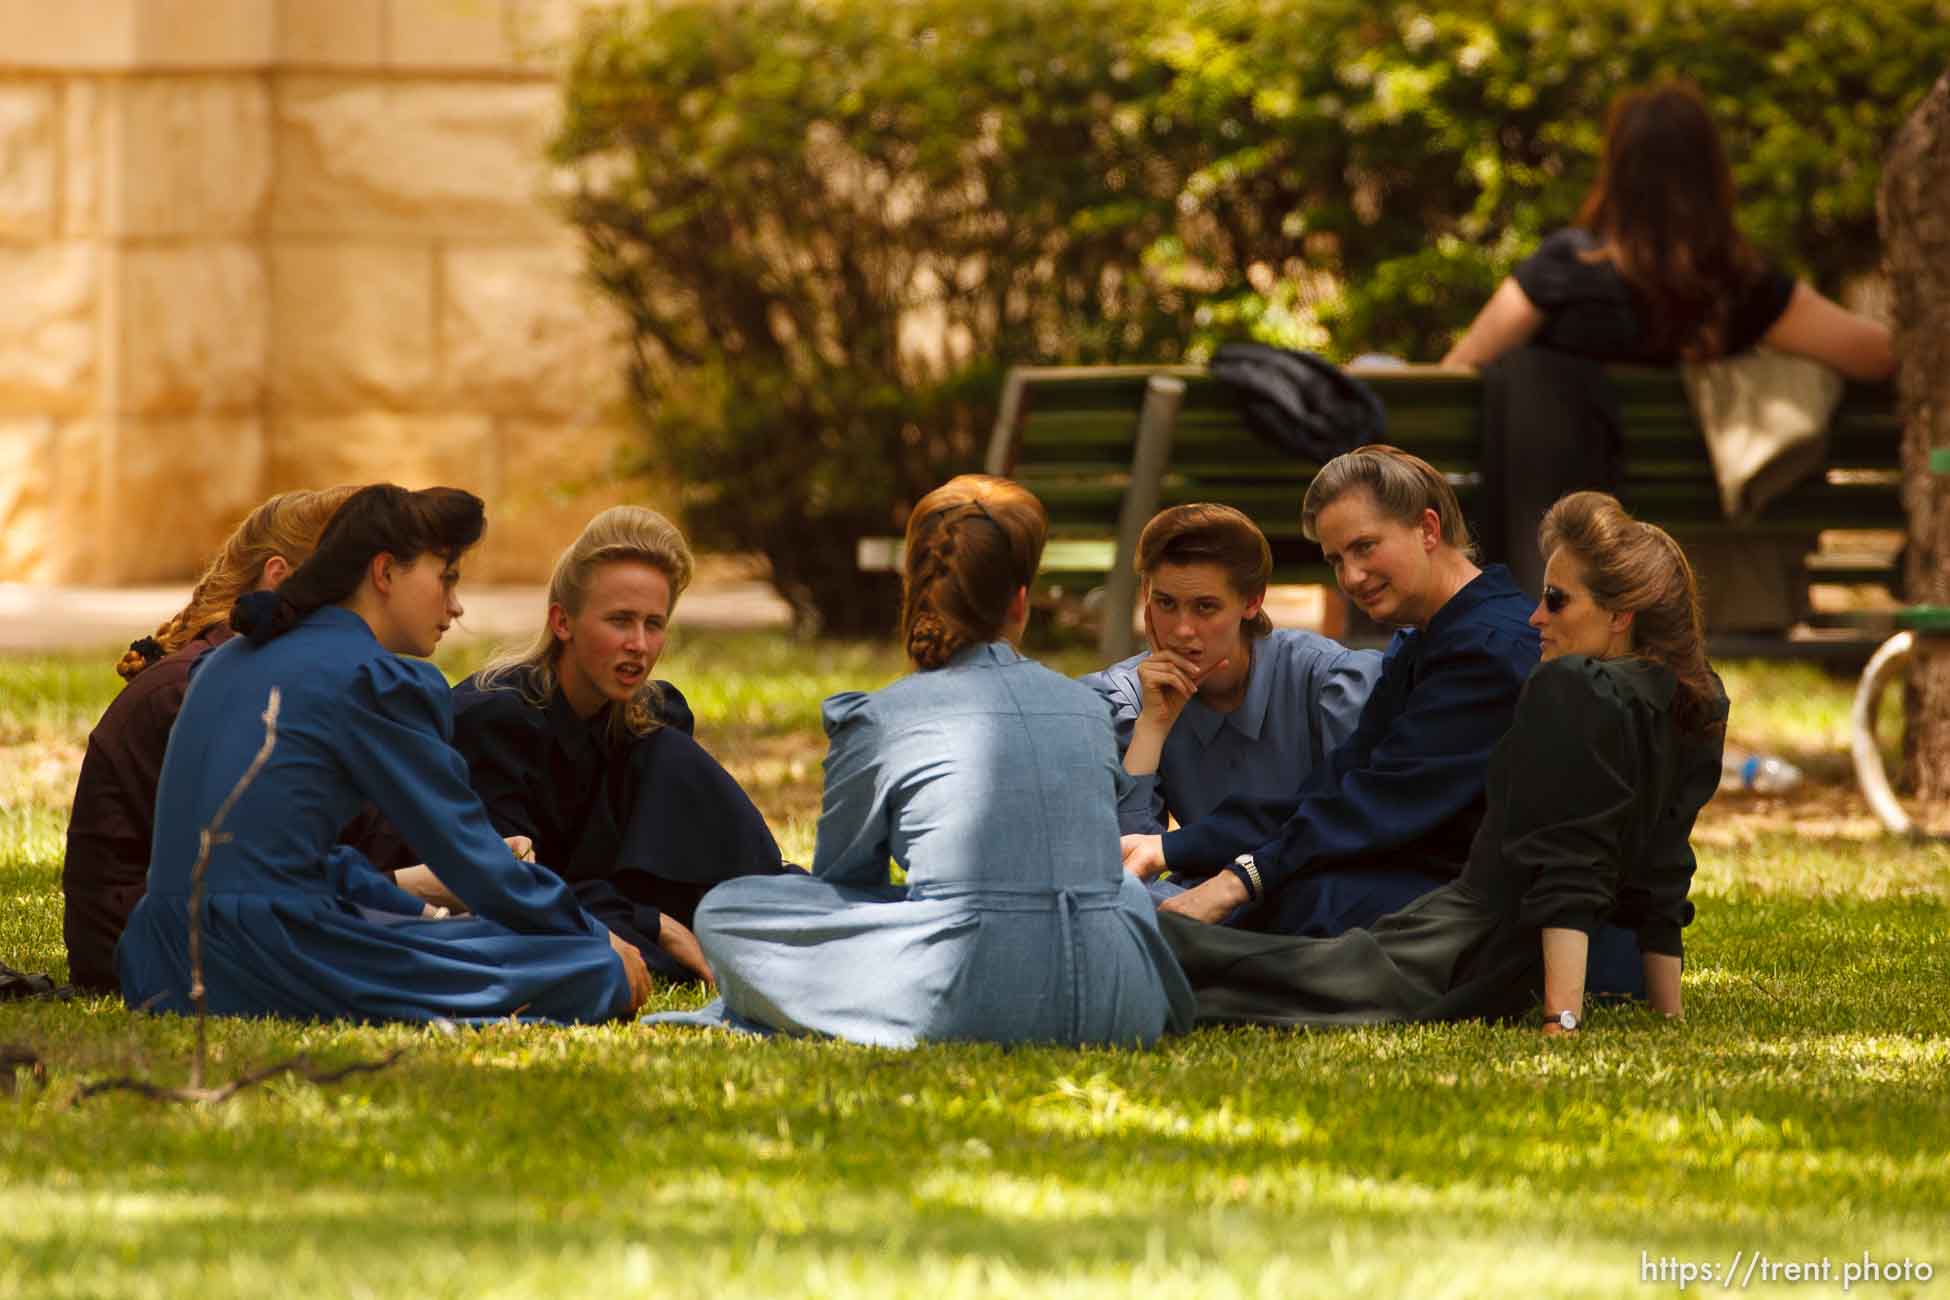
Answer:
[
  {"xmin": 117, "ymin": 485, "xmax": 650, "ymax": 1024},
  {"xmin": 440, "ymin": 506, "xmax": 788, "ymax": 984},
  {"xmin": 1161, "ymin": 492, "xmax": 1727, "ymax": 1033},
  {"xmin": 62, "ymin": 485, "xmax": 367, "ymax": 992}
]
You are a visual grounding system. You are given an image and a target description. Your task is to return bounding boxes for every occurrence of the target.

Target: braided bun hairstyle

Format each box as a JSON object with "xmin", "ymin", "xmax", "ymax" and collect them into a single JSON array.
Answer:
[
  {"xmin": 1538, "ymin": 491, "xmax": 1721, "ymax": 734},
  {"xmin": 899, "ymin": 475, "xmax": 1047, "ymax": 670},
  {"xmin": 228, "ymin": 484, "xmax": 485, "ymax": 646},
  {"xmin": 115, "ymin": 485, "xmax": 360, "ymax": 680}
]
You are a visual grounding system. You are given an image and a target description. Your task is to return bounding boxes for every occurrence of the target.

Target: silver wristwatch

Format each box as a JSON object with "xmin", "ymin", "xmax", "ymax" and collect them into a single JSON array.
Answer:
[
  {"xmin": 1229, "ymin": 852, "xmax": 1263, "ymax": 900},
  {"xmin": 1547, "ymin": 1008, "xmax": 1579, "ymax": 1031}
]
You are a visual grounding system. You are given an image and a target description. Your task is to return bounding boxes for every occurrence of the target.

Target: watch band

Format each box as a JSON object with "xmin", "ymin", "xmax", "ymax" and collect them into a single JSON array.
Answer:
[{"xmin": 1229, "ymin": 853, "xmax": 1263, "ymax": 901}]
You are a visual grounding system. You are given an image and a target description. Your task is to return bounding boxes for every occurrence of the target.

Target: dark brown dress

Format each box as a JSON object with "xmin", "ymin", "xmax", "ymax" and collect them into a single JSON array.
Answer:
[
  {"xmin": 62, "ymin": 625, "xmax": 231, "ymax": 991},
  {"xmin": 61, "ymin": 623, "xmax": 405, "ymax": 992}
]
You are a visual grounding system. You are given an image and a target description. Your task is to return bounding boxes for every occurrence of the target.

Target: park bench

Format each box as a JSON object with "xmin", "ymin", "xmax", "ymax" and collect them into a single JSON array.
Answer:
[{"xmin": 894, "ymin": 363, "xmax": 1902, "ymax": 661}]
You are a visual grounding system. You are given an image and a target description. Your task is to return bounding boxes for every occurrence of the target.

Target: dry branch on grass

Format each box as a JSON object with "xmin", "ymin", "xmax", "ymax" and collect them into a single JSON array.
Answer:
[
  {"xmin": 73, "ymin": 1048, "xmax": 411, "ymax": 1106},
  {"xmin": 64, "ymin": 687, "xmax": 406, "ymax": 1106}
]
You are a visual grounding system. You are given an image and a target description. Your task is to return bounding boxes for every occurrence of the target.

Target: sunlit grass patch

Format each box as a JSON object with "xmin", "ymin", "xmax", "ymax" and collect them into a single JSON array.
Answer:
[{"xmin": 5, "ymin": 640, "xmax": 1949, "ymax": 1299}]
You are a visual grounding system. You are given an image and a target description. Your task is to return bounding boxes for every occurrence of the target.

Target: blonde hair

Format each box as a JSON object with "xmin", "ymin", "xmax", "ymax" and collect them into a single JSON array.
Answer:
[
  {"xmin": 116, "ymin": 485, "xmax": 360, "ymax": 681},
  {"xmin": 1301, "ymin": 444, "xmax": 1477, "ymax": 560},
  {"xmin": 476, "ymin": 505, "xmax": 695, "ymax": 738},
  {"xmin": 1136, "ymin": 503, "xmax": 1275, "ymax": 640},
  {"xmin": 900, "ymin": 475, "xmax": 1048, "ymax": 670}
]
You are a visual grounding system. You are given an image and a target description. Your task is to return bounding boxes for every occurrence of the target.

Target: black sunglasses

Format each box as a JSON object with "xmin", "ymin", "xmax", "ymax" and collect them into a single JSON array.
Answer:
[{"xmin": 1541, "ymin": 585, "xmax": 1572, "ymax": 614}]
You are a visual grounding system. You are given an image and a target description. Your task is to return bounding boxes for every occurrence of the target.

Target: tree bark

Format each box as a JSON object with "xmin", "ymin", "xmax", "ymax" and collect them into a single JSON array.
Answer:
[{"xmin": 1879, "ymin": 69, "xmax": 1950, "ymax": 821}]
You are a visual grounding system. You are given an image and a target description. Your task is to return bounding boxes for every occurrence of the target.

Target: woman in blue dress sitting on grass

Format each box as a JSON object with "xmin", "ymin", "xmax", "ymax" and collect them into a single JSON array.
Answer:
[
  {"xmin": 648, "ymin": 474, "xmax": 1194, "ymax": 1048},
  {"xmin": 1079, "ymin": 503, "xmax": 1381, "ymax": 905},
  {"xmin": 117, "ymin": 484, "xmax": 653, "ymax": 1024}
]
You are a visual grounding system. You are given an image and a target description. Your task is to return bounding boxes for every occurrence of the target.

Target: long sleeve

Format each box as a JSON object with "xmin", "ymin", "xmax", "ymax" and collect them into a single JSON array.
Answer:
[
  {"xmin": 1169, "ymin": 632, "xmax": 1531, "ymax": 885},
  {"xmin": 1310, "ymin": 646, "xmax": 1384, "ymax": 761},
  {"xmin": 1610, "ymin": 720, "xmax": 1723, "ymax": 957},
  {"xmin": 1502, "ymin": 663, "xmax": 1644, "ymax": 937},
  {"xmin": 1157, "ymin": 650, "xmax": 1398, "ymax": 870},
  {"xmin": 65, "ymin": 660, "xmax": 195, "ymax": 890},
  {"xmin": 809, "ymin": 692, "xmax": 893, "ymax": 886},
  {"xmin": 335, "ymin": 657, "xmax": 607, "ymax": 941},
  {"xmin": 1079, "ymin": 662, "xmax": 1169, "ymax": 835},
  {"xmin": 616, "ymin": 727, "xmax": 783, "ymax": 882},
  {"xmin": 448, "ymin": 689, "xmax": 546, "ymax": 844},
  {"xmin": 323, "ymin": 846, "xmax": 427, "ymax": 916}
]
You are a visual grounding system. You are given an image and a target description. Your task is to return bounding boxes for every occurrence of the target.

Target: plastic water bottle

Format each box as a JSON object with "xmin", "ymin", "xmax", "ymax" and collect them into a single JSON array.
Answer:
[{"xmin": 1720, "ymin": 748, "xmax": 1802, "ymax": 794}]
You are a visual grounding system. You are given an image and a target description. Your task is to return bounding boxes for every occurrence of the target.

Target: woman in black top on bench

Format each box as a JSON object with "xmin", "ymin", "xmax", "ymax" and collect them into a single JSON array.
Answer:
[
  {"xmin": 1160, "ymin": 491, "xmax": 1727, "ymax": 1034},
  {"xmin": 1440, "ymin": 81, "xmax": 1896, "ymax": 600},
  {"xmin": 1442, "ymin": 80, "xmax": 1894, "ymax": 380}
]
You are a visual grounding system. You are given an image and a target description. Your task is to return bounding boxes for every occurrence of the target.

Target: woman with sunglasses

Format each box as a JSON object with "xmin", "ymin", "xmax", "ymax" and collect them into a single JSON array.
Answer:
[{"xmin": 1158, "ymin": 491, "xmax": 1726, "ymax": 1033}]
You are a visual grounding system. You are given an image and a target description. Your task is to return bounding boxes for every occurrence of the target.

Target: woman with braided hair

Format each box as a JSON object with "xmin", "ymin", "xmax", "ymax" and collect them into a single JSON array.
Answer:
[
  {"xmin": 647, "ymin": 475, "xmax": 1193, "ymax": 1046},
  {"xmin": 62, "ymin": 486, "xmax": 364, "ymax": 991},
  {"xmin": 1160, "ymin": 492, "xmax": 1727, "ymax": 1033}
]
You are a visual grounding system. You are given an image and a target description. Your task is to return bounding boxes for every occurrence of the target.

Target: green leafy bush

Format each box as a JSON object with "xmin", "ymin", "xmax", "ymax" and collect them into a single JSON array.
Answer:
[
  {"xmin": 555, "ymin": 0, "xmax": 1949, "ymax": 629},
  {"xmin": 553, "ymin": 0, "xmax": 1202, "ymax": 632}
]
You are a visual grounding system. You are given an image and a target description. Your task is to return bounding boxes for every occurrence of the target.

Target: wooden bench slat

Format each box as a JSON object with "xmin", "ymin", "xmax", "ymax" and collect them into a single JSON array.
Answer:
[{"xmin": 972, "ymin": 364, "xmax": 1903, "ymax": 656}]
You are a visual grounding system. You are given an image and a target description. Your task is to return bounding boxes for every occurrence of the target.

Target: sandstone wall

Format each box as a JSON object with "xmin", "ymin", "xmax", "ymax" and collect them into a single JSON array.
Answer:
[{"xmin": 0, "ymin": 0, "xmax": 651, "ymax": 585}]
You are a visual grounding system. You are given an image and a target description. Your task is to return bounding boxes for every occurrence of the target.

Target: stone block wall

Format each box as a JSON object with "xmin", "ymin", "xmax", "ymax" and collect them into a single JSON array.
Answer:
[{"xmin": 0, "ymin": 0, "xmax": 650, "ymax": 585}]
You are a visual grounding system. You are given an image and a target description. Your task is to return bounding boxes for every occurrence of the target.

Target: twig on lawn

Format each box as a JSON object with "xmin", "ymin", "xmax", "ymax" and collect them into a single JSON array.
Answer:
[
  {"xmin": 74, "ymin": 1047, "xmax": 410, "ymax": 1105},
  {"xmin": 70, "ymin": 687, "xmax": 407, "ymax": 1107},
  {"xmin": 187, "ymin": 687, "xmax": 282, "ymax": 1090},
  {"xmin": 1740, "ymin": 973, "xmax": 1786, "ymax": 1004}
]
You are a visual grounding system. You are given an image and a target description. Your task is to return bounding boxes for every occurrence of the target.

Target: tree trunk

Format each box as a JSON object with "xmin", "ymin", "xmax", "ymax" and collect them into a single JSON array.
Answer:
[{"xmin": 1879, "ymin": 69, "xmax": 1950, "ymax": 823}]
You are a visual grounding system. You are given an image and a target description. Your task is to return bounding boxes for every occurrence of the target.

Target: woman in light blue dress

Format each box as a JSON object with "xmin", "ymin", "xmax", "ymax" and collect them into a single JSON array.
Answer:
[
  {"xmin": 116, "ymin": 485, "xmax": 651, "ymax": 1024},
  {"xmin": 1078, "ymin": 504, "xmax": 1381, "ymax": 918},
  {"xmin": 648, "ymin": 475, "xmax": 1194, "ymax": 1048}
]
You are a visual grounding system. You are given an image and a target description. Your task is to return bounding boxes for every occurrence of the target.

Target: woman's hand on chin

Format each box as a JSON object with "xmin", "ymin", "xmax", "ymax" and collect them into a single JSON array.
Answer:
[
  {"xmin": 1135, "ymin": 650, "xmax": 1213, "ymax": 733},
  {"xmin": 1157, "ymin": 871, "xmax": 1248, "ymax": 924}
]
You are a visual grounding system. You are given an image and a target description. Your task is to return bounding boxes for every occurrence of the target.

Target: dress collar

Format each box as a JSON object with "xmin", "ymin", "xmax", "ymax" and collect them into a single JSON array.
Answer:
[
  {"xmin": 944, "ymin": 640, "xmax": 1027, "ymax": 670},
  {"xmin": 1180, "ymin": 635, "xmax": 1272, "ymax": 746},
  {"xmin": 545, "ymin": 683, "xmax": 612, "ymax": 759},
  {"xmin": 309, "ymin": 604, "xmax": 377, "ymax": 642},
  {"xmin": 1423, "ymin": 564, "xmax": 1521, "ymax": 641}
]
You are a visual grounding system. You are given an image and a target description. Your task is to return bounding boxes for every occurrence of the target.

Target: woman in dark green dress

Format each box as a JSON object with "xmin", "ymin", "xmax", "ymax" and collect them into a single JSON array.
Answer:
[{"xmin": 1159, "ymin": 491, "xmax": 1726, "ymax": 1034}]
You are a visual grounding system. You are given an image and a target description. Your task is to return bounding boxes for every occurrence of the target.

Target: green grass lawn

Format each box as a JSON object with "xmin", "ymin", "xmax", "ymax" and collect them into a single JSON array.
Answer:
[{"xmin": 3, "ymin": 636, "xmax": 1947, "ymax": 1299}]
